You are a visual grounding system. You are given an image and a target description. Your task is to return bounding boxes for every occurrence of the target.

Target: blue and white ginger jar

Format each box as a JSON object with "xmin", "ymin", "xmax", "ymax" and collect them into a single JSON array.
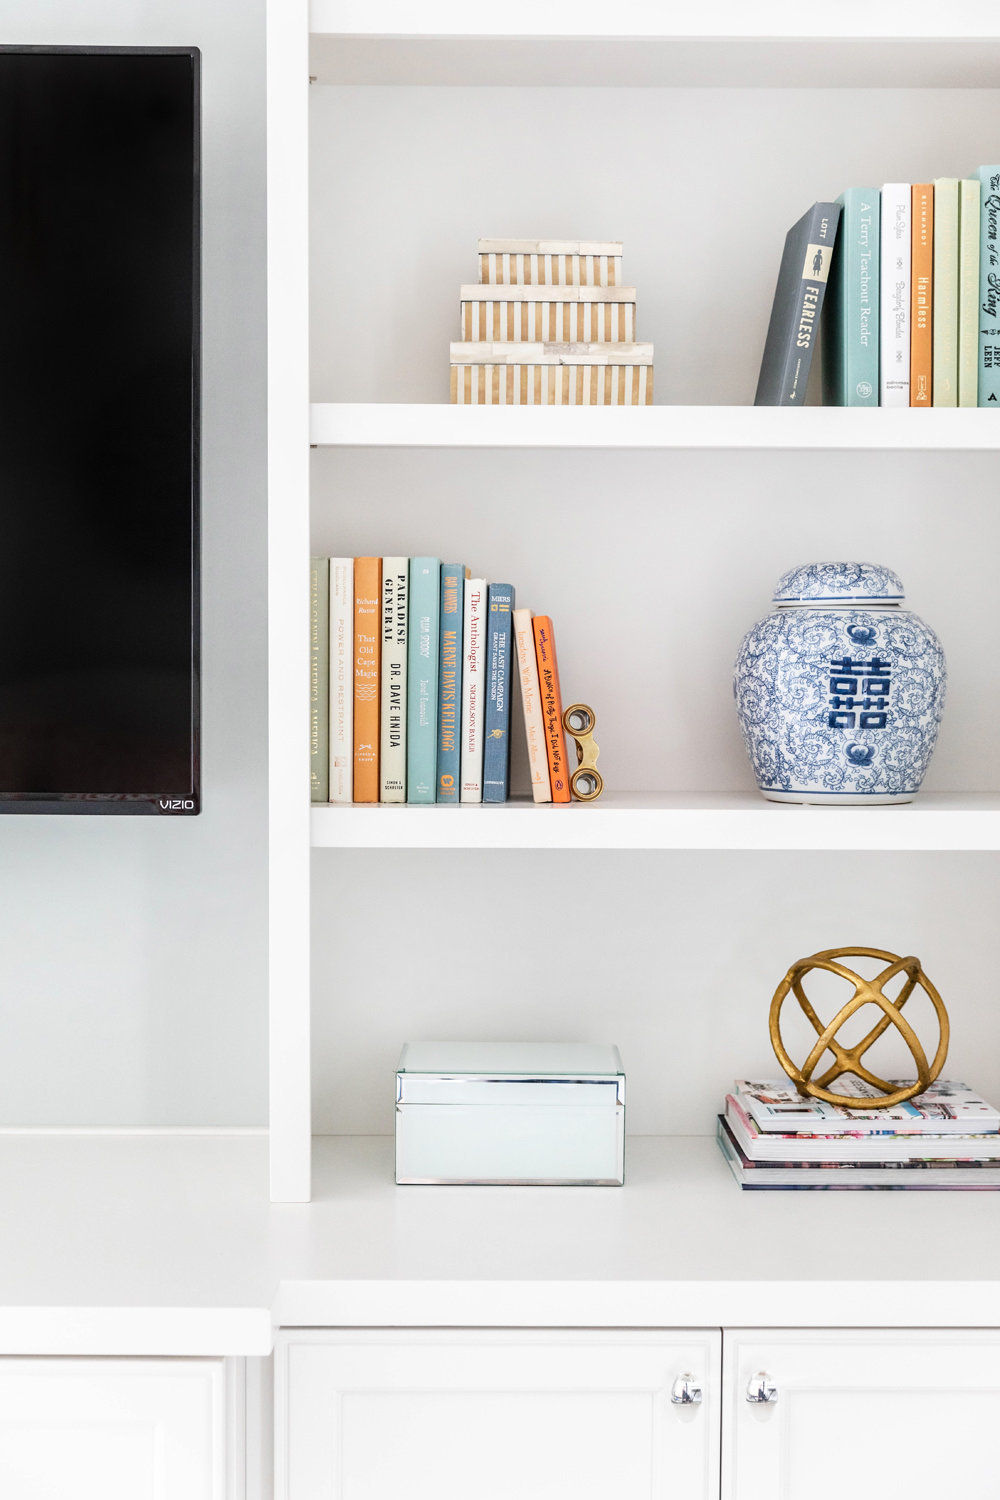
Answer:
[{"xmin": 734, "ymin": 562, "xmax": 946, "ymax": 805}]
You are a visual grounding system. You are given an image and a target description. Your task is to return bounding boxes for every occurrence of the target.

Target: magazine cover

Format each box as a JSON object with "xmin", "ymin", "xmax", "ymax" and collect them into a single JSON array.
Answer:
[{"xmin": 734, "ymin": 1079, "xmax": 1000, "ymax": 1135}]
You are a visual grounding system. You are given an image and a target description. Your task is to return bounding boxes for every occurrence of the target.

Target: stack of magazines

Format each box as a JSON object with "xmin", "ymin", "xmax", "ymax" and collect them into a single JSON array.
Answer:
[{"xmin": 718, "ymin": 1079, "xmax": 1000, "ymax": 1190}]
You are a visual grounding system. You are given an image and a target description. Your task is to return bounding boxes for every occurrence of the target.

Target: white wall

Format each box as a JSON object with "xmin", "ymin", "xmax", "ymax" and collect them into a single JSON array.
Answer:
[
  {"xmin": 0, "ymin": 2, "xmax": 267, "ymax": 1125},
  {"xmin": 313, "ymin": 850, "xmax": 1000, "ymax": 1135}
]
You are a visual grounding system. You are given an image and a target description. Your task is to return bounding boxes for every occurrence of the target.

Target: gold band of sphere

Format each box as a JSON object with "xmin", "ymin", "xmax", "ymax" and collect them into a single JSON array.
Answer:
[{"xmin": 768, "ymin": 946, "xmax": 949, "ymax": 1109}]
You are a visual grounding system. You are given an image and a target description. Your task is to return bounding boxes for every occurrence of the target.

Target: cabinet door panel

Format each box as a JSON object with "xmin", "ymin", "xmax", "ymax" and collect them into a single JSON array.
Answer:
[
  {"xmin": 725, "ymin": 1330, "xmax": 1000, "ymax": 1499},
  {"xmin": 278, "ymin": 1330, "xmax": 720, "ymax": 1500},
  {"xmin": 0, "ymin": 1358, "xmax": 225, "ymax": 1500}
]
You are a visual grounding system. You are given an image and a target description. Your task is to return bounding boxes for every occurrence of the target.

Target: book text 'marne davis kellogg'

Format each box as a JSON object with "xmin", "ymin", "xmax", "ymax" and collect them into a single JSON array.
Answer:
[{"xmin": 310, "ymin": 557, "xmax": 574, "ymax": 807}]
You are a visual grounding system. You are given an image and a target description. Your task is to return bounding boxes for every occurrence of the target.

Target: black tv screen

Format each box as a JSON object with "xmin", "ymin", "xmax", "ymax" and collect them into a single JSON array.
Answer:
[{"xmin": 0, "ymin": 47, "xmax": 200, "ymax": 814}]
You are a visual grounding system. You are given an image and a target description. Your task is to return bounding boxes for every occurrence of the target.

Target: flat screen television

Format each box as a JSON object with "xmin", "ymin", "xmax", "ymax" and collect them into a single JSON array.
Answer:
[{"xmin": 0, "ymin": 46, "xmax": 200, "ymax": 814}]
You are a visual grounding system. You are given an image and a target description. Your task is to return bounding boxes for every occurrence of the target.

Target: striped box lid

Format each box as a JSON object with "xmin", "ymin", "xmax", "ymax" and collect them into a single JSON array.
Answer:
[
  {"xmin": 461, "ymin": 283, "xmax": 635, "ymax": 303},
  {"xmin": 450, "ymin": 341, "xmax": 653, "ymax": 365}
]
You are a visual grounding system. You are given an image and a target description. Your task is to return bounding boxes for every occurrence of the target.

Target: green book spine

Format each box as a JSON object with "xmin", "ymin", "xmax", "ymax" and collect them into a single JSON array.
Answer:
[
  {"xmin": 959, "ymin": 179, "xmax": 981, "ymax": 406},
  {"xmin": 822, "ymin": 188, "xmax": 879, "ymax": 406},
  {"xmin": 406, "ymin": 558, "xmax": 441, "ymax": 803},
  {"xmin": 309, "ymin": 557, "xmax": 329, "ymax": 802},
  {"xmin": 933, "ymin": 178, "xmax": 959, "ymax": 406},
  {"xmin": 976, "ymin": 166, "xmax": 1000, "ymax": 406}
]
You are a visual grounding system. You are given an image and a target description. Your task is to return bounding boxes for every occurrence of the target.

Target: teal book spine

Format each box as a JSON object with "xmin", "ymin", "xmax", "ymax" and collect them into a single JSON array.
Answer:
[
  {"xmin": 822, "ymin": 189, "xmax": 879, "ymax": 406},
  {"xmin": 406, "ymin": 558, "xmax": 441, "ymax": 803},
  {"xmin": 436, "ymin": 563, "xmax": 465, "ymax": 802},
  {"xmin": 482, "ymin": 583, "xmax": 515, "ymax": 804},
  {"xmin": 309, "ymin": 557, "xmax": 329, "ymax": 802},
  {"xmin": 977, "ymin": 166, "xmax": 1000, "ymax": 405}
]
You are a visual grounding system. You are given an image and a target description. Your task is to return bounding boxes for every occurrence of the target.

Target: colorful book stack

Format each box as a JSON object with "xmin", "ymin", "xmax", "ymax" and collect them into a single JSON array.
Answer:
[
  {"xmin": 718, "ymin": 1079, "xmax": 1000, "ymax": 1190},
  {"xmin": 450, "ymin": 238, "xmax": 654, "ymax": 405},
  {"xmin": 755, "ymin": 167, "xmax": 1000, "ymax": 407},
  {"xmin": 310, "ymin": 556, "xmax": 574, "ymax": 806}
]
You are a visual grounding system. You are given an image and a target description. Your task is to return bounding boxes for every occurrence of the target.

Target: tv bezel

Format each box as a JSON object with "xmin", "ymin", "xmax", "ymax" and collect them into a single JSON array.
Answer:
[{"xmin": 0, "ymin": 44, "xmax": 201, "ymax": 816}]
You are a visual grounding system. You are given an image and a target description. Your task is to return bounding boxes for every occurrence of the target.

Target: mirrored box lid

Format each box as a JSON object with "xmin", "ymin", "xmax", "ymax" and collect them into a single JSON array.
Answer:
[{"xmin": 395, "ymin": 1042, "xmax": 625, "ymax": 1186}]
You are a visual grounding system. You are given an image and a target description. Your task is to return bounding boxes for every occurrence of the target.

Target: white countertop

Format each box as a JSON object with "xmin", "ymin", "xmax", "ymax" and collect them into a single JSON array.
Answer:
[{"xmin": 2, "ymin": 1133, "xmax": 999, "ymax": 1354}]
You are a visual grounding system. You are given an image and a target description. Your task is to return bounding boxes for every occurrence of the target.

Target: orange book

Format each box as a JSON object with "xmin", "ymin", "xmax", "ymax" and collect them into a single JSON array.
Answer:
[
  {"xmin": 910, "ymin": 183, "xmax": 934, "ymax": 406},
  {"xmin": 353, "ymin": 556, "xmax": 381, "ymax": 802},
  {"xmin": 532, "ymin": 616, "xmax": 571, "ymax": 803}
]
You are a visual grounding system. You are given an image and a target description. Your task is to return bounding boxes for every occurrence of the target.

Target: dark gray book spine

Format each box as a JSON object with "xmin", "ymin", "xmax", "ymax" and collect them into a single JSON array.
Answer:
[{"xmin": 755, "ymin": 202, "xmax": 842, "ymax": 406}]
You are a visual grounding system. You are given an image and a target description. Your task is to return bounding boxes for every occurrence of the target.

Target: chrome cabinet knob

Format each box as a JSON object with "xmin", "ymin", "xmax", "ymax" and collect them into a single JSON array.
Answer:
[
  {"xmin": 746, "ymin": 1370, "xmax": 778, "ymax": 1404},
  {"xmin": 670, "ymin": 1373, "xmax": 703, "ymax": 1405}
]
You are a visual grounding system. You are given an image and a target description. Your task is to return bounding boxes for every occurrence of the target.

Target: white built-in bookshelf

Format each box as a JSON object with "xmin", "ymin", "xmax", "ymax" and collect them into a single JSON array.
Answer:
[{"xmin": 268, "ymin": 2, "xmax": 1000, "ymax": 1203}]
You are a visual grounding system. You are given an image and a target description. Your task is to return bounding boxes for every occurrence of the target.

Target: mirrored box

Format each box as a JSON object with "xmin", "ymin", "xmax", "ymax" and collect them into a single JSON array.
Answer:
[{"xmin": 395, "ymin": 1041, "xmax": 625, "ymax": 1185}]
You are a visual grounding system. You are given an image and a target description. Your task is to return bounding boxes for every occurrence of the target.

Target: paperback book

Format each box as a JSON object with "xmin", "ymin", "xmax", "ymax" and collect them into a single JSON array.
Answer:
[
  {"xmin": 822, "ymin": 188, "xmax": 879, "ymax": 407},
  {"xmin": 482, "ymin": 583, "xmax": 515, "ymax": 804},
  {"xmin": 977, "ymin": 164, "xmax": 1000, "ymax": 405},
  {"xmin": 755, "ymin": 201, "xmax": 841, "ymax": 406},
  {"xmin": 380, "ymin": 556, "xmax": 408, "ymax": 802},
  {"xmin": 329, "ymin": 558, "xmax": 353, "ymax": 803},
  {"xmin": 879, "ymin": 183, "xmax": 911, "ymax": 406},
  {"xmin": 309, "ymin": 557, "xmax": 329, "ymax": 802},
  {"xmin": 959, "ymin": 177, "xmax": 982, "ymax": 407},
  {"xmin": 910, "ymin": 182, "xmax": 933, "ymax": 406},
  {"xmin": 513, "ymin": 606, "xmax": 551, "ymax": 802},
  {"xmin": 533, "ymin": 615, "xmax": 570, "ymax": 802},
  {"xmin": 933, "ymin": 177, "xmax": 960, "ymax": 405},
  {"xmin": 406, "ymin": 557, "xmax": 441, "ymax": 804},
  {"xmin": 436, "ymin": 563, "xmax": 465, "ymax": 803},
  {"xmin": 460, "ymin": 578, "xmax": 487, "ymax": 802},
  {"xmin": 353, "ymin": 556, "xmax": 381, "ymax": 804}
]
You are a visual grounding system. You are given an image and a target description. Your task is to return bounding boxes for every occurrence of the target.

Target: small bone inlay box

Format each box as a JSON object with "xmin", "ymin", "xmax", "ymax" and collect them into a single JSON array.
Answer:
[
  {"xmin": 450, "ymin": 341, "xmax": 654, "ymax": 405},
  {"xmin": 478, "ymin": 238, "xmax": 623, "ymax": 287}
]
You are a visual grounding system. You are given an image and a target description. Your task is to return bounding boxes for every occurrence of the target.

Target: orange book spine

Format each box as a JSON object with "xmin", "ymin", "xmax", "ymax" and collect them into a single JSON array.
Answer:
[
  {"xmin": 532, "ymin": 616, "xmax": 571, "ymax": 803},
  {"xmin": 353, "ymin": 556, "xmax": 381, "ymax": 802},
  {"xmin": 910, "ymin": 183, "xmax": 934, "ymax": 406}
]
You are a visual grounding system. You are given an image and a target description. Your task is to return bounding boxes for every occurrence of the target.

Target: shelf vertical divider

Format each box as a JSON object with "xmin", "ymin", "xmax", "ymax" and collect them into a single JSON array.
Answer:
[{"xmin": 268, "ymin": 0, "xmax": 312, "ymax": 1201}]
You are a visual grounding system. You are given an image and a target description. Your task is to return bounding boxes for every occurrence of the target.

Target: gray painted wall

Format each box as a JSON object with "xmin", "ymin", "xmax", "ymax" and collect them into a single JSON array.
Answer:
[{"xmin": 0, "ymin": 1, "xmax": 267, "ymax": 1124}]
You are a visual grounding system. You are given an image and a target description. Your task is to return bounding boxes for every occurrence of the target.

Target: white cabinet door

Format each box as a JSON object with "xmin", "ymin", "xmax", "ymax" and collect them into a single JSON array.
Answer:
[
  {"xmin": 0, "ymin": 1358, "xmax": 226, "ymax": 1500},
  {"xmin": 725, "ymin": 1329, "xmax": 1000, "ymax": 1499},
  {"xmin": 277, "ymin": 1329, "xmax": 720, "ymax": 1500}
]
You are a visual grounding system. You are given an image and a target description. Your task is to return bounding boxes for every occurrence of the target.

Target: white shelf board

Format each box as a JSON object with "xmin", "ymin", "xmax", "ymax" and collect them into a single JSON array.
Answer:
[
  {"xmin": 276, "ymin": 1135, "xmax": 1000, "ymax": 1331},
  {"xmin": 311, "ymin": 792, "xmax": 1000, "ymax": 852},
  {"xmin": 309, "ymin": 3, "xmax": 1000, "ymax": 86},
  {"xmin": 310, "ymin": 403, "xmax": 1000, "ymax": 451},
  {"xmin": 0, "ymin": 1133, "xmax": 275, "ymax": 1356},
  {"xmin": 5, "ymin": 1133, "xmax": 1000, "ymax": 1346}
]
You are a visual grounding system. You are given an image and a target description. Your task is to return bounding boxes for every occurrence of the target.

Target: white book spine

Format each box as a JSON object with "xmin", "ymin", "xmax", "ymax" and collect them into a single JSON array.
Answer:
[
  {"xmin": 329, "ymin": 558, "xmax": 354, "ymax": 802},
  {"xmin": 379, "ymin": 556, "xmax": 408, "ymax": 802},
  {"xmin": 460, "ymin": 578, "xmax": 487, "ymax": 802},
  {"xmin": 880, "ymin": 182, "xmax": 911, "ymax": 406},
  {"xmin": 512, "ymin": 606, "xmax": 551, "ymax": 803}
]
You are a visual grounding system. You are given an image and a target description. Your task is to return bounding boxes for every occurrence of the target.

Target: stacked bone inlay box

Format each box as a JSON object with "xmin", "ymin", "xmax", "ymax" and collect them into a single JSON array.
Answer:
[{"xmin": 450, "ymin": 239, "xmax": 654, "ymax": 405}]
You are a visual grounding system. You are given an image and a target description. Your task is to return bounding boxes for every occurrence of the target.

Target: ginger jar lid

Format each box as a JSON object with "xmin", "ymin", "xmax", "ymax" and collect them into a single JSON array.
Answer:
[{"xmin": 773, "ymin": 561, "xmax": 905, "ymax": 605}]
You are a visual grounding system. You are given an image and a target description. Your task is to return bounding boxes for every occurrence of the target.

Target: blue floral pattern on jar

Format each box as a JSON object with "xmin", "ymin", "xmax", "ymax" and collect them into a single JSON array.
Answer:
[{"xmin": 734, "ymin": 566, "xmax": 946, "ymax": 805}]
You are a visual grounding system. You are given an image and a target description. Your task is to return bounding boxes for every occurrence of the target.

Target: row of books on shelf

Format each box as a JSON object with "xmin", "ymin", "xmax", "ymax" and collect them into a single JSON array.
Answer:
[
  {"xmin": 718, "ymin": 1078, "xmax": 1000, "ymax": 1190},
  {"xmin": 310, "ymin": 557, "xmax": 572, "ymax": 805},
  {"xmin": 756, "ymin": 167, "xmax": 1000, "ymax": 407}
]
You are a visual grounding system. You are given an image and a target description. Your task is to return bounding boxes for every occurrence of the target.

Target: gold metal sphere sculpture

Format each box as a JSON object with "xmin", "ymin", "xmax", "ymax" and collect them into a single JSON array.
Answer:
[{"xmin": 769, "ymin": 946, "xmax": 949, "ymax": 1109}]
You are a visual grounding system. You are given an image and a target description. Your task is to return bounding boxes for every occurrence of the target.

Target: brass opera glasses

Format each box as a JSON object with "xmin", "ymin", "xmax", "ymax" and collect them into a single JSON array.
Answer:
[
  {"xmin": 769, "ymin": 947, "xmax": 949, "ymax": 1109},
  {"xmin": 562, "ymin": 704, "xmax": 603, "ymax": 801}
]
